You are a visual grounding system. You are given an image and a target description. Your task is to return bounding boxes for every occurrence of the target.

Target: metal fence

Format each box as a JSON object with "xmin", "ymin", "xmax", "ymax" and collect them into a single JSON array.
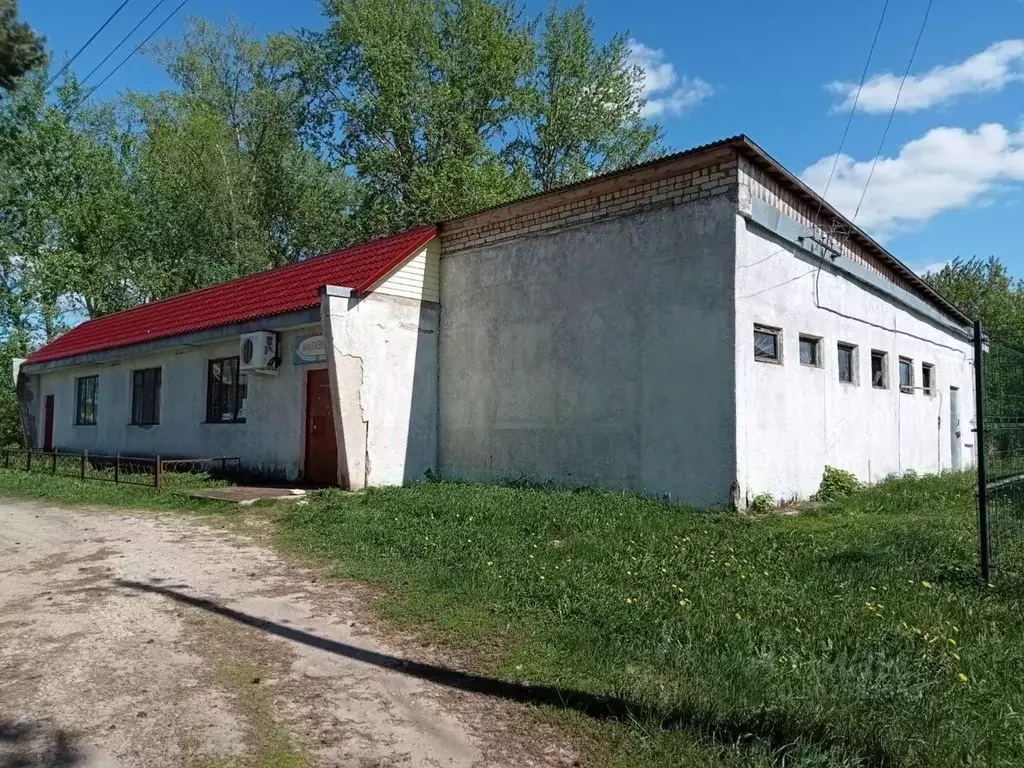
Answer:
[
  {"xmin": 0, "ymin": 448, "xmax": 241, "ymax": 491},
  {"xmin": 975, "ymin": 320, "xmax": 1024, "ymax": 583}
]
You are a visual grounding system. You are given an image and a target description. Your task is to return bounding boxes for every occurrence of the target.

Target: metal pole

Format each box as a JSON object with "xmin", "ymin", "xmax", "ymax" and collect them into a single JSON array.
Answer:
[
  {"xmin": 52, "ymin": 449, "xmax": 57, "ymax": 474},
  {"xmin": 974, "ymin": 319, "xmax": 991, "ymax": 584},
  {"xmin": 81, "ymin": 450, "xmax": 87, "ymax": 480},
  {"xmin": 114, "ymin": 452, "xmax": 120, "ymax": 485},
  {"xmin": 26, "ymin": 450, "xmax": 31, "ymax": 472},
  {"xmin": 155, "ymin": 456, "xmax": 163, "ymax": 490}
]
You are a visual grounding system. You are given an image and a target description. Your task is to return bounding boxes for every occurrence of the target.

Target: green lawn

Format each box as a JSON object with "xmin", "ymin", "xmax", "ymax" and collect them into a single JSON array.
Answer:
[
  {"xmin": 276, "ymin": 474, "xmax": 1024, "ymax": 768},
  {"xmin": 0, "ymin": 464, "xmax": 1019, "ymax": 767}
]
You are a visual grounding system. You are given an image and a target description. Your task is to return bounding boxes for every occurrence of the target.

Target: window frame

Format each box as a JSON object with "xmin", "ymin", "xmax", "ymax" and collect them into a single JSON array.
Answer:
[
  {"xmin": 131, "ymin": 367, "xmax": 162, "ymax": 426},
  {"xmin": 74, "ymin": 375, "xmax": 98, "ymax": 426},
  {"xmin": 206, "ymin": 356, "xmax": 247, "ymax": 424},
  {"xmin": 921, "ymin": 362, "xmax": 935, "ymax": 396},
  {"xmin": 798, "ymin": 334, "xmax": 822, "ymax": 368},
  {"xmin": 837, "ymin": 342, "xmax": 858, "ymax": 385},
  {"xmin": 870, "ymin": 350, "xmax": 889, "ymax": 390},
  {"xmin": 754, "ymin": 324, "xmax": 783, "ymax": 364},
  {"xmin": 899, "ymin": 356, "xmax": 915, "ymax": 394}
]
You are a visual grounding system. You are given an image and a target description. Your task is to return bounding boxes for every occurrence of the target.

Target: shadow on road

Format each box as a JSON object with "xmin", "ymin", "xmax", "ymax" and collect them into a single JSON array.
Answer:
[
  {"xmin": 111, "ymin": 578, "xmax": 891, "ymax": 767},
  {"xmin": 0, "ymin": 720, "xmax": 82, "ymax": 768}
]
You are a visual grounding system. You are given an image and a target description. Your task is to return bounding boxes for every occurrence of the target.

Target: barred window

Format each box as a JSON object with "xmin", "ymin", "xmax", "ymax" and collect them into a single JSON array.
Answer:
[
  {"xmin": 754, "ymin": 325, "xmax": 782, "ymax": 363},
  {"xmin": 131, "ymin": 368, "xmax": 161, "ymax": 425},
  {"xmin": 75, "ymin": 376, "xmax": 98, "ymax": 426},
  {"xmin": 838, "ymin": 343, "xmax": 857, "ymax": 384},
  {"xmin": 207, "ymin": 357, "xmax": 247, "ymax": 423}
]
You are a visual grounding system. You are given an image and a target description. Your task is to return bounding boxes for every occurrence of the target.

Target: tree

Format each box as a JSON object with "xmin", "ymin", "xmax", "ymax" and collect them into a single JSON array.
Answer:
[
  {"xmin": 504, "ymin": 4, "xmax": 662, "ymax": 191},
  {"xmin": 307, "ymin": 0, "xmax": 535, "ymax": 237},
  {"xmin": 926, "ymin": 257, "xmax": 1024, "ymax": 344},
  {"xmin": 0, "ymin": 0, "xmax": 44, "ymax": 91},
  {"xmin": 130, "ymin": 18, "xmax": 360, "ymax": 298}
]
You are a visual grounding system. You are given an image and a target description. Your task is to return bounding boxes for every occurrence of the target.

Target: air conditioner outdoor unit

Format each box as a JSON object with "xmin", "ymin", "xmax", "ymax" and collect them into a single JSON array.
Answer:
[{"xmin": 239, "ymin": 331, "xmax": 280, "ymax": 375}]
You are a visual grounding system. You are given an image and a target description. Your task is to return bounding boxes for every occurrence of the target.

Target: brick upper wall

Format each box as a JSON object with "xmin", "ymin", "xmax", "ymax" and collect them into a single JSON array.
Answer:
[{"xmin": 440, "ymin": 148, "xmax": 739, "ymax": 256}]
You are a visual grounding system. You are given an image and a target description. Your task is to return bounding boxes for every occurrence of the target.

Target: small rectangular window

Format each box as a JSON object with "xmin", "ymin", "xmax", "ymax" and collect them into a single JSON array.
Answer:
[
  {"xmin": 799, "ymin": 335, "xmax": 821, "ymax": 367},
  {"xmin": 207, "ymin": 357, "xmax": 247, "ymax": 423},
  {"xmin": 899, "ymin": 357, "xmax": 914, "ymax": 394},
  {"xmin": 837, "ymin": 343, "xmax": 857, "ymax": 384},
  {"xmin": 922, "ymin": 363, "xmax": 935, "ymax": 395},
  {"xmin": 75, "ymin": 376, "xmax": 98, "ymax": 426},
  {"xmin": 131, "ymin": 367, "xmax": 162, "ymax": 425},
  {"xmin": 754, "ymin": 324, "xmax": 781, "ymax": 363},
  {"xmin": 871, "ymin": 351, "xmax": 888, "ymax": 389}
]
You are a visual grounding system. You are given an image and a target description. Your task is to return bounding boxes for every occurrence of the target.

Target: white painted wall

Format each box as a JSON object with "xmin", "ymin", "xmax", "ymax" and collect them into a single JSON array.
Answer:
[
  {"xmin": 33, "ymin": 326, "xmax": 319, "ymax": 480},
  {"xmin": 320, "ymin": 290, "xmax": 438, "ymax": 488},
  {"xmin": 438, "ymin": 200, "xmax": 738, "ymax": 507},
  {"xmin": 733, "ymin": 214, "xmax": 975, "ymax": 503},
  {"xmin": 371, "ymin": 240, "xmax": 440, "ymax": 303}
]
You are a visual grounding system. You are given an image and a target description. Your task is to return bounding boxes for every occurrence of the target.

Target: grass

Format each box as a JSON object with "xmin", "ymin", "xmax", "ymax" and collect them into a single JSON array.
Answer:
[
  {"xmin": 275, "ymin": 474, "xmax": 1024, "ymax": 768},
  {"xmin": 0, "ymin": 465, "xmax": 234, "ymax": 513},
  {"xmin": 2, "ymin": 463, "xmax": 1020, "ymax": 766}
]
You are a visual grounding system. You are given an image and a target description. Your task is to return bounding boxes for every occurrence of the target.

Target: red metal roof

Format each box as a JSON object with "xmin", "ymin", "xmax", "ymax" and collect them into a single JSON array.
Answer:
[{"xmin": 27, "ymin": 226, "xmax": 437, "ymax": 365}]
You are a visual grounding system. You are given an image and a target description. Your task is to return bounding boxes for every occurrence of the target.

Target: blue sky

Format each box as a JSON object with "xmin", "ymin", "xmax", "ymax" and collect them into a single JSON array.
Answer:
[{"xmin": 25, "ymin": 0, "xmax": 1024, "ymax": 277}]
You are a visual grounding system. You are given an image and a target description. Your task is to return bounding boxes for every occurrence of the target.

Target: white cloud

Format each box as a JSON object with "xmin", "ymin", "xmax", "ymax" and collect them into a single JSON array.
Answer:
[
  {"xmin": 830, "ymin": 39, "xmax": 1024, "ymax": 113},
  {"xmin": 800, "ymin": 123, "xmax": 1024, "ymax": 236},
  {"xmin": 910, "ymin": 260, "xmax": 951, "ymax": 276},
  {"xmin": 627, "ymin": 39, "xmax": 713, "ymax": 118}
]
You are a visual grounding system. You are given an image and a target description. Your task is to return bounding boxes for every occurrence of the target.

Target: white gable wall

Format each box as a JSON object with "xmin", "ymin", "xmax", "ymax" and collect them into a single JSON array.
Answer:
[{"xmin": 370, "ymin": 239, "xmax": 440, "ymax": 303}]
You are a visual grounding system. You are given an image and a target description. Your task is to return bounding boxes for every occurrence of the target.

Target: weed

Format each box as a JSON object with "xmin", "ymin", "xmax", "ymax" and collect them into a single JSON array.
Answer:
[
  {"xmin": 813, "ymin": 465, "xmax": 862, "ymax": 502},
  {"xmin": 748, "ymin": 492, "xmax": 774, "ymax": 515}
]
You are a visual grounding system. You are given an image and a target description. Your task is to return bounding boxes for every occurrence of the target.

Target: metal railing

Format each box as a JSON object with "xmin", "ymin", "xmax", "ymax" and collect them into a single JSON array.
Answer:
[{"xmin": 0, "ymin": 448, "xmax": 241, "ymax": 491}]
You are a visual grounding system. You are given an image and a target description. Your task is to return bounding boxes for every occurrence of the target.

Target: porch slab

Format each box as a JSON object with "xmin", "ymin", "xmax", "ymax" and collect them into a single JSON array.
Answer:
[{"xmin": 188, "ymin": 487, "xmax": 308, "ymax": 505}]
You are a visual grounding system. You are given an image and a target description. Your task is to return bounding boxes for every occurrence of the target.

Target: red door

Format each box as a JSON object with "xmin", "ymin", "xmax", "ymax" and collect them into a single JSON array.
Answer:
[
  {"xmin": 43, "ymin": 395, "xmax": 54, "ymax": 452},
  {"xmin": 304, "ymin": 369, "xmax": 338, "ymax": 485}
]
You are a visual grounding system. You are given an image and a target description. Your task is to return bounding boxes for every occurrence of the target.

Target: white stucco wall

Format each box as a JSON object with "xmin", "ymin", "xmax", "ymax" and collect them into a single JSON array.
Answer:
[
  {"xmin": 733, "ymin": 214, "xmax": 975, "ymax": 503},
  {"xmin": 438, "ymin": 199, "xmax": 738, "ymax": 507},
  {"xmin": 320, "ymin": 290, "xmax": 438, "ymax": 488},
  {"xmin": 32, "ymin": 326, "xmax": 320, "ymax": 480}
]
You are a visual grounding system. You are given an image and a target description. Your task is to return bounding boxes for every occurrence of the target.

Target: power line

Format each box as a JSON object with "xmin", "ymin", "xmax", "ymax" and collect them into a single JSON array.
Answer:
[
  {"xmin": 853, "ymin": 0, "xmax": 935, "ymax": 223},
  {"xmin": 77, "ymin": 0, "xmax": 191, "ymax": 105},
  {"xmin": 46, "ymin": 0, "xmax": 134, "ymax": 90},
  {"xmin": 818, "ymin": 0, "xmax": 891, "ymax": 203},
  {"xmin": 79, "ymin": 0, "xmax": 171, "ymax": 90}
]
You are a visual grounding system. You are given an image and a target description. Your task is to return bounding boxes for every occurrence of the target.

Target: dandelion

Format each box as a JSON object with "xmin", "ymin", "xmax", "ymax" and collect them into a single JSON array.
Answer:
[
  {"xmin": 958, "ymin": 672, "xmax": 969, "ymax": 683},
  {"xmin": 735, "ymin": 612, "xmax": 743, "ymax": 620},
  {"xmin": 625, "ymin": 597, "xmax": 633, "ymax": 604},
  {"xmin": 486, "ymin": 561, "xmax": 493, "ymax": 567},
  {"xmin": 921, "ymin": 581, "xmax": 932, "ymax": 589},
  {"xmin": 679, "ymin": 600, "xmax": 687, "ymax": 607}
]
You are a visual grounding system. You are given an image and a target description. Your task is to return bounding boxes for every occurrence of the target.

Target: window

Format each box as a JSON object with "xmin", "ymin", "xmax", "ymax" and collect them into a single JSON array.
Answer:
[
  {"xmin": 799, "ymin": 335, "xmax": 821, "ymax": 367},
  {"xmin": 207, "ymin": 357, "xmax": 247, "ymax": 423},
  {"xmin": 131, "ymin": 367, "xmax": 161, "ymax": 425},
  {"xmin": 871, "ymin": 350, "xmax": 888, "ymax": 389},
  {"xmin": 754, "ymin": 325, "xmax": 782, "ymax": 363},
  {"xmin": 899, "ymin": 357, "xmax": 914, "ymax": 394},
  {"xmin": 922, "ymin": 363, "xmax": 935, "ymax": 396},
  {"xmin": 837, "ymin": 343, "xmax": 857, "ymax": 384},
  {"xmin": 75, "ymin": 376, "xmax": 98, "ymax": 426}
]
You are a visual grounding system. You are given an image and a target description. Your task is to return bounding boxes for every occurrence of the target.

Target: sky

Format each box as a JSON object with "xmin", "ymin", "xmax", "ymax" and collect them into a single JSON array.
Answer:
[{"xmin": 23, "ymin": 0, "xmax": 1024, "ymax": 278}]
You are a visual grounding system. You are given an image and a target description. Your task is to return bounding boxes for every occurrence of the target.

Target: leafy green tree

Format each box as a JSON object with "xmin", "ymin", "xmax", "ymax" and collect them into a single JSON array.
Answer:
[
  {"xmin": 307, "ymin": 0, "xmax": 535, "ymax": 237},
  {"xmin": 505, "ymin": 4, "xmax": 662, "ymax": 191},
  {"xmin": 131, "ymin": 18, "xmax": 360, "ymax": 297},
  {"xmin": 0, "ymin": 0, "xmax": 44, "ymax": 91},
  {"xmin": 927, "ymin": 257, "xmax": 1024, "ymax": 344}
]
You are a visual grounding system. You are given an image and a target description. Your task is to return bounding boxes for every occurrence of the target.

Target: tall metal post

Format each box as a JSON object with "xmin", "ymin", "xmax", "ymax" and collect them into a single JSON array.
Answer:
[{"xmin": 974, "ymin": 319, "xmax": 991, "ymax": 584}]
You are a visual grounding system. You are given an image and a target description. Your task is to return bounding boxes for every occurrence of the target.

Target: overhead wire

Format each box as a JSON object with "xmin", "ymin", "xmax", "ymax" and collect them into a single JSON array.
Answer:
[
  {"xmin": 46, "ymin": 0, "xmax": 134, "ymax": 90},
  {"xmin": 853, "ymin": 0, "xmax": 935, "ymax": 223},
  {"xmin": 78, "ymin": 0, "xmax": 171, "ymax": 91},
  {"xmin": 76, "ymin": 0, "xmax": 191, "ymax": 106}
]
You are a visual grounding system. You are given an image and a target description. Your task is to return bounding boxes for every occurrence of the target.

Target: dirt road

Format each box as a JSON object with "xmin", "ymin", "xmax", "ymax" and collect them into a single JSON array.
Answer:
[{"xmin": 0, "ymin": 500, "xmax": 574, "ymax": 768}]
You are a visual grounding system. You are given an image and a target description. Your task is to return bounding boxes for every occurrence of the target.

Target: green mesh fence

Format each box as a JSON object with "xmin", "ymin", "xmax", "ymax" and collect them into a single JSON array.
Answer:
[{"xmin": 978, "ymin": 328, "xmax": 1024, "ymax": 581}]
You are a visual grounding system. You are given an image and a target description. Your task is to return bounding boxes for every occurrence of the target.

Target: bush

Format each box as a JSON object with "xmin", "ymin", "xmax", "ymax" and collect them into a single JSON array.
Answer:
[
  {"xmin": 748, "ymin": 492, "xmax": 774, "ymax": 514},
  {"xmin": 814, "ymin": 465, "xmax": 862, "ymax": 502}
]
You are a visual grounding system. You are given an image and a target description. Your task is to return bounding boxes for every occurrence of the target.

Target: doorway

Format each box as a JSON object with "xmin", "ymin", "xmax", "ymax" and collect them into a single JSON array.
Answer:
[
  {"xmin": 43, "ymin": 395, "xmax": 54, "ymax": 452},
  {"xmin": 304, "ymin": 369, "xmax": 338, "ymax": 485},
  {"xmin": 950, "ymin": 386, "xmax": 962, "ymax": 471}
]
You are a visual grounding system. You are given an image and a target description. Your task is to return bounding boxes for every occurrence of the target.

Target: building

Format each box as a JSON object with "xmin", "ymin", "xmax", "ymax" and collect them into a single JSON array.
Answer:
[{"xmin": 19, "ymin": 135, "xmax": 976, "ymax": 506}]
